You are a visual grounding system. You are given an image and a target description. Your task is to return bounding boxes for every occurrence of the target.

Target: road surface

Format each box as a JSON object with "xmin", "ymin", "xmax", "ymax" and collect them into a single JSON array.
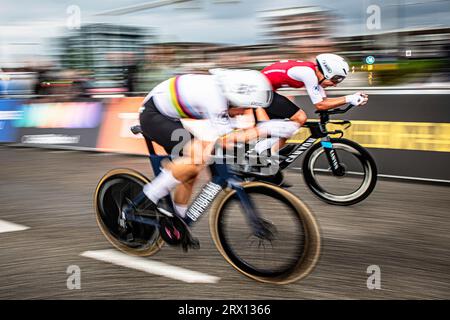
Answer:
[{"xmin": 0, "ymin": 146, "xmax": 449, "ymax": 299}]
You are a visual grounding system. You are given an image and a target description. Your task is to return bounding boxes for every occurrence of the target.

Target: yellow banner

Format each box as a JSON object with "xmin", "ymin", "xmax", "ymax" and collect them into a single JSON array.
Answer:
[{"xmin": 287, "ymin": 121, "xmax": 450, "ymax": 153}]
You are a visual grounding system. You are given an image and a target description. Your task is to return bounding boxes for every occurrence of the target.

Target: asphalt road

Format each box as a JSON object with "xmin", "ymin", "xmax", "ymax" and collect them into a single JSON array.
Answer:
[{"xmin": 0, "ymin": 146, "xmax": 449, "ymax": 299}]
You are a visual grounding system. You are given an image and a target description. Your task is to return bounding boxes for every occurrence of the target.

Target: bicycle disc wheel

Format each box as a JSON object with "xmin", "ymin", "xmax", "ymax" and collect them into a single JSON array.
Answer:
[
  {"xmin": 302, "ymin": 138, "xmax": 377, "ymax": 206},
  {"xmin": 209, "ymin": 182, "xmax": 321, "ymax": 284},
  {"xmin": 94, "ymin": 168, "xmax": 164, "ymax": 256}
]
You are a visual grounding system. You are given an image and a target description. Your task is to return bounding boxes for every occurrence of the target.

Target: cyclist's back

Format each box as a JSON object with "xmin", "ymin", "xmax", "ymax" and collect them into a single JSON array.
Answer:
[
  {"xmin": 261, "ymin": 60, "xmax": 318, "ymax": 91},
  {"xmin": 140, "ymin": 74, "xmax": 232, "ymax": 153},
  {"xmin": 143, "ymin": 74, "xmax": 227, "ymax": 121}
]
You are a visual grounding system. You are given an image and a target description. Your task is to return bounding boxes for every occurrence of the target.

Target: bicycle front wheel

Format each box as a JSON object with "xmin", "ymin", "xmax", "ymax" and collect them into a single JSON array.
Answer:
[
  {"xmin": 209, "ymin": 182, "xmax": 321, "ymax": 284},
  {"xmin": 302, "ymin": 138, "xmax": 377, "ymax": 206}
]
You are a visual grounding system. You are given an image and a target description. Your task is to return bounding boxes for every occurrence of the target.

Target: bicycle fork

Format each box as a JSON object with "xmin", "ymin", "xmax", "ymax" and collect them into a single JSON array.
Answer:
[
  {"xmin": 321, "ymin": 137, "xmax": 345, "ymax": 176},
  {"xmin": 233, "ymin": 184, "xmax": 275, "ymax": 240}
]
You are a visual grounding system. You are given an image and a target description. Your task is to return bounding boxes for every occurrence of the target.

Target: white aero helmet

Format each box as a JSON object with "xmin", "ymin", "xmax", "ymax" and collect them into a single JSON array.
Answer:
[
  {"xmin": 316, "ymin": 53, "xmax": 350, "ymax": 83},
  {"xmin": 209, "ymin": 68, "xmax": 273, "ymax": 108}
]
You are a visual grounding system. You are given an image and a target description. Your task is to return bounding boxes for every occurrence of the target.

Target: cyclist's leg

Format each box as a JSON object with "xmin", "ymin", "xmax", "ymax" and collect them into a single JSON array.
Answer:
[
  {"xmin": 265, "ymin": 92, "xmax": 303, "ymax": 121},
  {"xmin": 168, "ymin": 139, "xmax": 214, "ymax": 217},
  {"xmin": 132, "ymin": 98, "xmax": 214, "ymax": 217},
  {"xmin": 290, "ymin": 109, "xmax": 307, "ymax": 126},
  {"xmin": 123, "ymin": 99, "xmax": 192, "ymax": 213},
  {"xmin": 136, "ymin": 138, "xmax": 212, "ymax": 249},
  {"xmin": 139, "ymin": 137, "xmax": 214, "ymax": 209},
  {"xmin": 275, "ymin": 108, "xmax": 307, "ymax": 150},
  {"xmin": 172, "ymin": 178, "xmax": 195, "ymax": 218},
  {"xmin": 170, "ymin": 138, "xmax": 212, "ymax": 216},
  {"xmin": 258, "ymin": 92, "xmax": 306, "ymax": 151}
]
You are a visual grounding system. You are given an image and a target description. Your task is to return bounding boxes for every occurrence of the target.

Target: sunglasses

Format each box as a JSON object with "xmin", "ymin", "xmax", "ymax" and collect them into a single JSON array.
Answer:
[{"xmin": 330, "ymin": 75, "xmax": 346, "ymax": 84}]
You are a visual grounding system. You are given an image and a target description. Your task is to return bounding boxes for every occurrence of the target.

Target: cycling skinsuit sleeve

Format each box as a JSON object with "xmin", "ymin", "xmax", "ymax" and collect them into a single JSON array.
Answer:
[{"xmin": 287, "ymin": 66, "xmax": 327, "ymax": 104}]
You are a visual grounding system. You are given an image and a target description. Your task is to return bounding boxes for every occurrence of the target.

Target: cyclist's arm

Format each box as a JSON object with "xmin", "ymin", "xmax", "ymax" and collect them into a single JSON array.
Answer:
[
  {"xmin": 218, "ymin": 126, "xmax": 261, "ymax": 149},
  {"xmin": 314, "ymin": 96, "xmax": 347, "ymax": 111},
  {"xmin": 204, "ymin": 94, "xmax": 259, "ymax": 148},
  {"xmin": 255, "ymin": 107, "xmax": 270, "ymax": 122}
]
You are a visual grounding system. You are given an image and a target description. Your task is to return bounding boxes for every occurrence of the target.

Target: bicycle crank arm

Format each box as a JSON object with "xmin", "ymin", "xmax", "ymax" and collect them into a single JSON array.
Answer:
[{"xmin": 125, "ymin": 213, "xmax": 160, "ymax": 228}]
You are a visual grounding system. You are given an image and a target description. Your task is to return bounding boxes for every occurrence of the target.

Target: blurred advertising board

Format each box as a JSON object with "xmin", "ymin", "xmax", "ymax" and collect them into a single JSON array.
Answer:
[
  {"xmin": 0, "ymin": 99, "xmax": 23, "ymax": 142},
  {"xmin": 96, "ymin": 97, "xmax": 148, "ymax": 155},
  {"xmin": 14, "ymin": 101, "xmax": 103, "ymax": 148}
]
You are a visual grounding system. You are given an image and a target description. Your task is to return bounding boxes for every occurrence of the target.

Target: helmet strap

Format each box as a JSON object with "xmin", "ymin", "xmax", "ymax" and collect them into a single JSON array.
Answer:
[{"xmin": 315, "ymin": 60, "xmax": 326, "ymax": 85}]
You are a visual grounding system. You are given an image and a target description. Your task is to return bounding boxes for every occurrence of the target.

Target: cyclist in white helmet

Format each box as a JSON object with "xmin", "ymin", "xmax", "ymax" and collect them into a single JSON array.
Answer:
[
  {"xmin": 259, "ymin": 53, "xmax": 368, "ymax": 125},
  {"xmin": 253, "ymin": 54, "xmax": 369, "ymax": 186},
  {"xmin": 122, "ymin": 69, "xmax": 299, "ymax": 246}
]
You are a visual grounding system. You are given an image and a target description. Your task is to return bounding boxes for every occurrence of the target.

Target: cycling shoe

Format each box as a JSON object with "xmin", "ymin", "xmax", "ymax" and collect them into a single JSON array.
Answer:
[{"xmin": 181, "ymin": 229, "xmax": 200, "ymax": 252}]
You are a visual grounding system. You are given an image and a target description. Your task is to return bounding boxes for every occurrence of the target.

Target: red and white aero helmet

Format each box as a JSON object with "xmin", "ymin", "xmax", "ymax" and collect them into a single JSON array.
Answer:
[{"xmin": 316, "ymin": 53, "xmax": 350, "ymax": 83}]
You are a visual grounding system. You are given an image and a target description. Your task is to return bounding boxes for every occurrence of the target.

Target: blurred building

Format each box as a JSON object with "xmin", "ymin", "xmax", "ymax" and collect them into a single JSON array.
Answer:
[
  {"xmin": 334, "ymin": 26, "xmax": 450, "ymax": 85},
  {"xmin": 59, "ymin": 23, "xmax": 155, "ymax": 93},
  {"xmin": 209, "ymin": 44, "xmax": 281, "ymax": 69},
  {"xmin": 139, "ymin": 42, "xmax": 280, "ymax": 76},
  {"xmin": 399, "ymin": 27, "xmax": 450, "ymax": 60},
  {"xmin": 148, "ymin": 42, "xmax": 222, "ymax": 73},
  {"xmin": 133, "ymin": 42, "xmax": 223, "ymax": 91},
  {"xmin": 335, "ymin": 26, "xmax": 450, "ymax": 61},
  {"xmin": 258, "ymin": 6, "xmax": 335, "ymax": 60}
]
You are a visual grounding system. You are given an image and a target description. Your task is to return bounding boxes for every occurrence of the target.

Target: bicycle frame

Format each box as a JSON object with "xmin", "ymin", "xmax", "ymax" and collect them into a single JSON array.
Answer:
[
  {"xmin": 124, "ymin": 134, "xmax": 266, "ymax": 236},
  {"xmin": 278, "ymin": 122, "xmax": 343, "ymax": 175},
  {"xmin": 275, "ymin": 105, "xmax": 355, "ymax": 175}
]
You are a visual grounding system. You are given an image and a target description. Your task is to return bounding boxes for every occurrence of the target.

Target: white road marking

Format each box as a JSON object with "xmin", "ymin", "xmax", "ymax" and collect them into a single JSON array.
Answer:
[
  {"xmin": 81, "ymin": 249, "xmax": 220, "ymax": 284},
  {"xmin": 0, "ymin": 220, "xmax": 30, "ymax": 234}
]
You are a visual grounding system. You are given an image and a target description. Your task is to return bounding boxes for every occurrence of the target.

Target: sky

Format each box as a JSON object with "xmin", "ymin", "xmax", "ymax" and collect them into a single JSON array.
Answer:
[{"xmin": 1, "ymin": 0, "xmax": 449, "ymax": 64}]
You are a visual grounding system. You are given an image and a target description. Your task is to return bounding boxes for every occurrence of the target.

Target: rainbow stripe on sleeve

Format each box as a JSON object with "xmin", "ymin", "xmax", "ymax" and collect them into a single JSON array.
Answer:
[{"xmin": 169, "ymin": 76, "xmax": 201, "ymax": 119}]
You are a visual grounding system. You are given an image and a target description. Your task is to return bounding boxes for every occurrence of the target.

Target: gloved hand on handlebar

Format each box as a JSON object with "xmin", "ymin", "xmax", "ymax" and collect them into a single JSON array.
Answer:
[{"xmin": 345, "ymin": 92, "xmax": 368, "ymax": 106}]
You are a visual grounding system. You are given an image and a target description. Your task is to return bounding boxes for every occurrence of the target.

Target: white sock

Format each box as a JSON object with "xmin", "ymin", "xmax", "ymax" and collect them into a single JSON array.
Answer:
[
  {"xmin": 174, "ymin": 203, "xmax": 188, "ymax": 218},
  {"xmin": 143, "ymin": 169, "xmax": 181, "ymax": 204}
]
